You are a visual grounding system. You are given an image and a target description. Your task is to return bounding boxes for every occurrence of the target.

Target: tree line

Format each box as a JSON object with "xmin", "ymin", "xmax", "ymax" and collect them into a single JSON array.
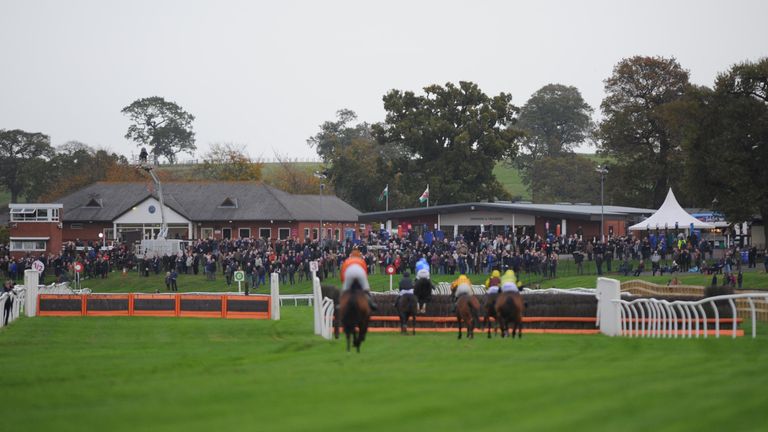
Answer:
[{"xmin": 309, "ymin": 56, "xmax": 767, "ymax": 244}]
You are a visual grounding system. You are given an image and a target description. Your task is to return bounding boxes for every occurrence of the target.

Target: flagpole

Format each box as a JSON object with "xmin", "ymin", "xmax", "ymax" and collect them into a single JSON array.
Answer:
[
  {"xmin": 426, "ymin": 184, "xmax": 429, "ymax": 208},
  {"xmin": 385, "ymin": 183, "xmax": 389, "ymax": 212}
]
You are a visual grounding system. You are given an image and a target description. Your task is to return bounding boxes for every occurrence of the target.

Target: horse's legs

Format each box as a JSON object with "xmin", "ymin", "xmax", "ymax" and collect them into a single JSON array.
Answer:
[
  {"xmin": 346, "ymin": 330, "xmax": 351, "ymax": 352},
  {"xmin": 457, "ymin": 318, "xmax": 462, "ymax": 340}
]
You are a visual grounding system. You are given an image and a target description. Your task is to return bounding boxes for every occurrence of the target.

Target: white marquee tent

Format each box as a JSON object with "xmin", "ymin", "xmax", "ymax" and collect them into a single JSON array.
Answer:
[{"xmin": 629, "ymin": 189, "xmax": 715, "ymax": 231}]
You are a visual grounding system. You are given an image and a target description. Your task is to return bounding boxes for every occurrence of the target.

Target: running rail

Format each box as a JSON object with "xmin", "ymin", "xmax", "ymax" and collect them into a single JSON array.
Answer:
[{"xmin": 611, "ymin": 293, "xmax": 768, "ymax": 339}]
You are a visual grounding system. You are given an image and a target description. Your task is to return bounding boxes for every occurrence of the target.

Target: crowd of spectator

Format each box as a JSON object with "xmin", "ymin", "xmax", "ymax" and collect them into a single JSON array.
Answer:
[{"xmin": 0, "ymin": 228, "xmax": 765, "ymax": 289}]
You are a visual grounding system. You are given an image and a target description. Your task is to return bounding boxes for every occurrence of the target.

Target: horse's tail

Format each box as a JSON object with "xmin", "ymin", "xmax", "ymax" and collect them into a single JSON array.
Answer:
[{"xmin": 470, "ymin": 296, "xmax": 481, "ymax": 329}]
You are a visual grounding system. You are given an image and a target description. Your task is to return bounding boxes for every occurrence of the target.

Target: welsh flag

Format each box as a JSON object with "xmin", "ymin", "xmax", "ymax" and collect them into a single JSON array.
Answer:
[
  {"xmin": 378, "ymin": 185, "xmax": 388, "ymax": 202},
  {"xmin": 418, "ymin": 186, "xmax": 429, "ymax": 203}
]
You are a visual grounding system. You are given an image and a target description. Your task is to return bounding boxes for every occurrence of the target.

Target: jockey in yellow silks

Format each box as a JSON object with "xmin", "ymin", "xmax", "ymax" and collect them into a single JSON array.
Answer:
[
  {"xmin": 500, "ymin": 270, "xmax": 520, "ymax": 293},
  {"xmin": 451, "ymin": 274, "xmax": 473, "ymax": 299}
]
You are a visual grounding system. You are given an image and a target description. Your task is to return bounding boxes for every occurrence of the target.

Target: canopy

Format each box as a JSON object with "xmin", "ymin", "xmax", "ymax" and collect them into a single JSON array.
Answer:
[{"xmin": 629, "ymin": 189, "xmax": 715, "ymax": 231}]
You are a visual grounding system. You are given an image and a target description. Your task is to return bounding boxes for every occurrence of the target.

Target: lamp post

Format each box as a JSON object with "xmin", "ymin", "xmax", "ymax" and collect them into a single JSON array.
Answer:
[
  {"xmin": 314, "ymin": 171, "xmax": 328, "ymax": 248},
  {"xmin": 98, "ymin": 232, "xmax": 104, "ymax": 249},
  {"xmin": 595, "ymin": 165, "xmax": 609, "ymax": 243}
]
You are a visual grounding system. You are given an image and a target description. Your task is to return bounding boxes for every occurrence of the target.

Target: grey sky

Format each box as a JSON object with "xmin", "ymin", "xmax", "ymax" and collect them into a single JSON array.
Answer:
[{"xmin": 1, "ymin": 0, "xmax": 766, "ymax": 160}]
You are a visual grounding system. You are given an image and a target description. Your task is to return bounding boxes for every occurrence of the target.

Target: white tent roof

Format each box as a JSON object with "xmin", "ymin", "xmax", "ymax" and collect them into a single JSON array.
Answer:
[{"xmin": 629, "ymin": 189, "xmax": 715, "ymax": 231}]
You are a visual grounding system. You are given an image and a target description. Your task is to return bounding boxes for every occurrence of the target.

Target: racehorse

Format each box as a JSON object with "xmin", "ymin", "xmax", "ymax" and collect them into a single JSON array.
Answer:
[
  {"xmin": 494, "ymin": 292, "xmax": 524, "ymax": 339},
  {"xmin": 413, "ymin": 277, "xmax": 433, "ymax": 314},
  {"xmin": 336, "ymin": 280, "xmax": 371, "ymax": 352},
  {"xmin": 455, "ymin": 294, "xmax": 481, "ymax": 340},
  {"xmin": 396, "ymin": 293, "xmax": 418, "ymax": 335},
  {"xmin": 483, "ymin": 293, "xmax": 499, "ymax": 338},
  {"xmin": 321, "ymin": 284, "xmax": 341, "ymax": 339}
]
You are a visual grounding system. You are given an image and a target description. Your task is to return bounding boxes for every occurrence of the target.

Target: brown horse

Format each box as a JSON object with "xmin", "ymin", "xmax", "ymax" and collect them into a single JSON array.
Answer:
[
  {"xmin": 456, "ymin": 294, "xmax": 481, "ymax": 339},
  {"xmin": 483, "ymin": 293, "xmax": 499, "ymax": 338},
  {"xmin": 336, "ymin": 281, "xmax": 371, "ymax": 352},
  {"xmin": 396, "ymin": 293, "xmax": 418, "ymax": 335},
  {"xmin": 495, "ymin": 292, "xmax": 524, "ymax": 338}
]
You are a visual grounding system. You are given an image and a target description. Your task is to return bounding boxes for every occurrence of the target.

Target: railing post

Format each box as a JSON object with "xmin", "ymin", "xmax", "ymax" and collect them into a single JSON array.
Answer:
[
  {"xmin": 270, "ymin": 272, "xmax": 280, "ymax": 320},
  {"xmin": 596, "ymin": 277, "xmax": 621, "ymax": 336},
  {"xmin": 24, "ymin": 269, "xmax": 40, "ymax": 317},
  {"xmin": 313, "ymin": 276, "xmax": 322, "ymax": 335}
]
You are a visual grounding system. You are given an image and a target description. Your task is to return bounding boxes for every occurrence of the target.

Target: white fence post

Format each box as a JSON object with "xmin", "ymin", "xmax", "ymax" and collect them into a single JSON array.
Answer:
[
  {"xmin": 312, "ymin": 276, "xmax": 322, "ymax": 335},
  {"xmin": 270, "ymin": 272, "xmax": 280, "ymax": 321},
  {"xmin": 597, "ymin": 277, "xmax": 621, "ymax": 336},
  {"xmin": 24, "ymin": 269, "xmax": 39, "ymax": 317}
]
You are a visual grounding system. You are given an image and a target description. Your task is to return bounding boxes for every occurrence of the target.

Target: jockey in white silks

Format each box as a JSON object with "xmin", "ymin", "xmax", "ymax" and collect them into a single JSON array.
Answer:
[{"xmin": 500, "ymin": 270, "xmax": 520, "ymax": 293}]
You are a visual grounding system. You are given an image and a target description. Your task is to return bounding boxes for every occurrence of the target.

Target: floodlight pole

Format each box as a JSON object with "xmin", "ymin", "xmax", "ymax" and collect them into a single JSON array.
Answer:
[
  {"xmin": 596, "ymin": 165, "xmax": 609, "ymax": 243},
  {"xmin": 314, "ymin": 171, "xmax": 328, "ymax": 248}
]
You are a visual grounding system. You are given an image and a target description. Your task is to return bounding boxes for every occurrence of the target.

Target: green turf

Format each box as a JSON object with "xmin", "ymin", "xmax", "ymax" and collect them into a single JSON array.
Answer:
[{"xmin": 0, "ymin": 308, "xmax": 766, "ymax": 432}]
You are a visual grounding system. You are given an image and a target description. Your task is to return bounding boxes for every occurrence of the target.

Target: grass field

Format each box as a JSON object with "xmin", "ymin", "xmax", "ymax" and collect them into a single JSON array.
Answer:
[{"xmin": 1, "ymin": 308, "xmax": 767, "ymax": 432}]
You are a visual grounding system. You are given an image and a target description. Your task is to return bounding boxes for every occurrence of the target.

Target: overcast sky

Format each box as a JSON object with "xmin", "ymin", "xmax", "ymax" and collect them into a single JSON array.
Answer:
[{"xmin": 1, "ymin": 0, "xmax": 766, "ymax": 160}]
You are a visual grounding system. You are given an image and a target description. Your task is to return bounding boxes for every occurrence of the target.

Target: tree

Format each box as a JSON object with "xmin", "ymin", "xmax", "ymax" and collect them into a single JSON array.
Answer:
[
  {"xmin": 372, "ymin": 81, "xmax": 523, "ymax": 204},
  {"xmin": 201, "ymin": 143, "xmax": 263, "ymax": 181},
  {"xmin": 682, "ymin": 58, "xmax": 768, "ymax": 247},
  {"xmin": 516, "ymin": 84, "xmax": 594, "ymax": 200},
  {"xmin": 38, "ymin": 143, "xmax": 130, "ymax": 201},
  {"xmin": 308, "ymin": 110, "xmax": 404, "ymax": 211},
  {"xmin": 598, "ymin": 56, "xmax": 690, "ymax": 208},
  {"xmin": 264, "ymin": 153, "xmax": 323, "ymax": 194},
  {"xmin": 121, "ymin": 96, "xmax": 196, "ymax": 164},
  {"xmin": 0, "ymin": 129, "xmax": 54, "ymax": 202},
  {"xmin": 526, "ymin": 154, "xmax": 601, "ymax": 204}
]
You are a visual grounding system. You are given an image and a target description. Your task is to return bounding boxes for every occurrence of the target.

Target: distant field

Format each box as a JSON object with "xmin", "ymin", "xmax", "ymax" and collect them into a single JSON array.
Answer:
[{"xmin": 1, "ymin": 309, "xmax": 766, "ymax": 432}]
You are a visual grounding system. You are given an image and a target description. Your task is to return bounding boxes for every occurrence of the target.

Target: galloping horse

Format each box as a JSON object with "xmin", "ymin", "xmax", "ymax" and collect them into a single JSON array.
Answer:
[
  {"xmin": 413, "ymin": 277, "xmax": 433, "ymax": 314},
  {"xmin": 396, "ymin": 293, "xmax": 418, "ymax": 335},
  {"xmin": 483, "ymin": 292, "xmax": 499, "ymax": 338},
  {"xmin": 456, "ymin": 295, "xmax": 481, "ymax": 340},
  {"xmin": 494, "ymin": 292, "xmax": 524, "ymax": 338},
  {"xmin": 336, "ymin": 280, "xmax": 371, "ymax": 352}
]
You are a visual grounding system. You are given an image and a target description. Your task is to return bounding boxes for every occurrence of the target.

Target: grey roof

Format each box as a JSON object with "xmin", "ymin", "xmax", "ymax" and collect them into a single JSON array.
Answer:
[
  {"xmin": 359, "ymin": 202, "xmax": 655, "ymax": 222},
  {"xmin": 57, "ymin": 182, "xmax": 360, "ymax": 222}
]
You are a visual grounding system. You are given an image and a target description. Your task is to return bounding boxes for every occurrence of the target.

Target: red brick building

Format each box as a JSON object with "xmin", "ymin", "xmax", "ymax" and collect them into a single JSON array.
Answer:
[{"xmin": 9, "ymin": 182, "xmax": 366, "ymax": 256}]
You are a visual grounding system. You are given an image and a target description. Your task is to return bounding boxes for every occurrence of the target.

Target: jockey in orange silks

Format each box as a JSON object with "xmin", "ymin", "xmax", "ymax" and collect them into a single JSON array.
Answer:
[{"xmin": 341, "ymin": 249, "xmax": 377, "ymax": 310}]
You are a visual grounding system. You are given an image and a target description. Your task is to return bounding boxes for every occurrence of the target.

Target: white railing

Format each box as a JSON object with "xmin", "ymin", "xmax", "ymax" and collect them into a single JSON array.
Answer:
[
  {"xmin": 38, "ymin": 282, "xmax": 91, "ymax": 295},
  {"xmin": 434, "ymin": 282, "xmax": 487, "ymax": 296},
  {"xmin": 1, "ymin": 287, "xmax": 26, "ymax": 328},
  {"xmin": 320, "ymin": 297, "xmax": 335, "ymax": 340},
  {"xmin": 279, "ymin": 294, "xmax": 314, "ymax": 306},
  {"xmin": 611, "ymin": 293, "xmax": 768, "ymax": 339}
]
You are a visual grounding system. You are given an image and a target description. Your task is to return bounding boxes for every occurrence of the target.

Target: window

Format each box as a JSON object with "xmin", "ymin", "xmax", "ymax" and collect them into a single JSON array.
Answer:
[
  {"xmin": 84, "ymin": 198, "xmax": 102, "ymax": 208},
  {"xmin": 312, "ymin": 228, "xmax": 319, "ymax": 240},
  {"xmin": 239, "ymin": 228, "xmax": 251, "ymax": 239},
  {"xmin": 10, "ymin": 207, "xmax": 60, "ymax": 222},
  {"xmin": 304, "ymin": 228, "xmax": 310, "ymax": 239},
  {"xmin": 278, "ymin": 228, "xmax": 290, "ymax": 240},
  {"xmin": 201, "ymin": 227, "xmax": 214, "ymax": 239},
  {"xmin": 222, "ymin": 228, "xmax": 232, "ymax": 240},
  {"xmin": 10, "ymin": 239, "xmax": 47, "ymax": 251},
  {"xmin": 259, "ymin": 228, "xmax": 271, "ymax": 240},
  {"xmin": 104, "ymin": 229, "xmax": 115, "ymax": 240},
  {"xmin": 71, "ymin": 223, "xmax": 83, "ymax": 230},
  {"xmin": 219, "ymin": 197, "xmax": 238, "ymax": 208},
  {"xmin": 335, "ymin": 229, "xmax": 341, "ymax": 241}
]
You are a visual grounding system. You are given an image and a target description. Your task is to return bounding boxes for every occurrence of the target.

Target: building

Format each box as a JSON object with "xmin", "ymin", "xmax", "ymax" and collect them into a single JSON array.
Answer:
[
  {"xmin": 8, "ymin": 182, "xmax": 365, "ymax": 256},
  {"xmin": 359, "ymin": 201, "xmax": 655, "ymax": 240}
]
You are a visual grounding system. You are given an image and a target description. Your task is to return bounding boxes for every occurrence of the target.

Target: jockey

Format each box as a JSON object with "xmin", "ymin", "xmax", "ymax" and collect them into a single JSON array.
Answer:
[
  {"xmin": 341, "ymin": 249, "xmax": 377, "ymax": 310},
  {"xmin": 394, "ymin": 271, "xmax": 414, "ymax": 310},
  {"xmin": 485, "ymin": 269, "xmax": 501, "ymax": 295},
  {"xmin": 500, "ymin": 270, "xmax": 520, "ymax": 293},
  {"xmin": 415, "ymin": 258, "xmax": 430, "ymax": 280},
  {"xmin": 451, "ymin": 274, "xmax": 473, "ymax": 299}
]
